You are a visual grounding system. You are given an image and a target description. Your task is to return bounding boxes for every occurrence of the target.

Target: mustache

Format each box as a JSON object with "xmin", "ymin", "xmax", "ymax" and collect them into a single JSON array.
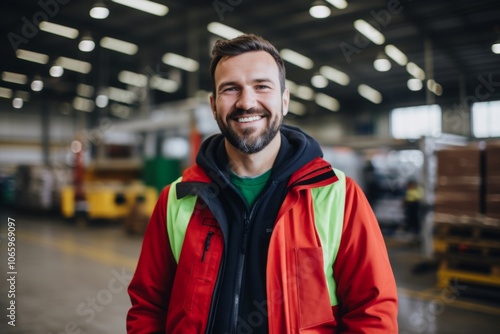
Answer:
[{"xmin": 228, "ymin": 108, "xmax": 271, "ymax": 118}]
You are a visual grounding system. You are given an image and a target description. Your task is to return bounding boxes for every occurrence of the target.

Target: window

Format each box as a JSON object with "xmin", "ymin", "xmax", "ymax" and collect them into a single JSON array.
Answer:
[
  {"xmin": 390, "ymin": 104, "xmax": 442, "ymax": 139},
  {"xmin": 472, "ymin": 100, "xmax": 500, "ymax": 138}
]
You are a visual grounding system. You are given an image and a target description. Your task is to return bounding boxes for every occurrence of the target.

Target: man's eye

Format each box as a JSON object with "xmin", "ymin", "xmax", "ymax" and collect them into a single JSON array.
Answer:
[{"xmin": 256, "ymin": 85, "xmax": 269, "ymax": 90}]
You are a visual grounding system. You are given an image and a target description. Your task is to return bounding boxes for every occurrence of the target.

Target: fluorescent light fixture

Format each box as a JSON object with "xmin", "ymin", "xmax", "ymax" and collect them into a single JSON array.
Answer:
[
  {"xmin": 492, "ymin": 40, "xmax": 500, "ymax": 54},
  {"xmin": 90, "ymin": 1, "xmax": 109, "ymax": 19},
  {"xmin": 100, "ymin": 36, "xmax": 138, "ymax": 55},
  {"xmin": 55, "ymin": 57, "xmax": 92, "ymax": 74},
  {"xmin": 150, "ymin": 76, "xmax": 179, "ymax": 93},
  {"xmin": 111, "ymin": 0, "xmax": 168, "ymax": 16},
  {"xmin": 288, "ymin": 100, "xmax": 306, "ymax": 116},
  {"xmin": 325, "ymin": 0, "xmax": 348, "ymax": 9},
  {"xmin": 309, "ymin": 1, "xmax": 331, "ymax": 19},
  {"xmin": 110, "ymin": 103, "xmax": 132, "ymax": 119},
  {"xmin": 162, "ymin": 53, "xmax": 199, "ymax": 72},
  {"xmin": 77, "ymin": 84, "xmax": 95, "ymax": 97},
  {"xmin": 15, "ymin": 49, "xmax": 49, "ymax": 64},
  {"xmin": 384, "ymin": 44, "xmax": 408, "ymax": 66},
  {"xmin": 207, "ymin": 22, "xmax": 244, "ymax": 39},
  {"xmin": 50, "ymin": 65, "xmax": 64, "ymax": 77},
  {"xmin": 358, "ymin": 84, "xmax": 382, "ymax": 104},
  {"xmin": 407, "ymin": 78, "xmax": 423, "ymax": 91},
  {"xmin": 280, "ymin": 49, "xmax": 314, "ymax": 70},
  {"xmin": 79, "ymin": 34, "xmax": 95, "ymax": 52},
  {"xmin": 39, "ymin": 21, "xmax": 79, "ymax": 39},
  {"xmin": 374, "ymin": 54, "xmax": 391, "ymax": 72},
  {"xmin": 295, "ymin": 85, "xmax": 315, "ymax": 101},
  {"xmin": 406, "ymin": 62, "xmax": 425, "ymax": 80},
  {"xmin": 311, "ymin": 74, "xmax": 328, "ymax": 88},
  {"xmin": 427, "ymin": 79, "xmax": 443, "ymax": 96},
  {"xmin": 13, "ymin": 97, "xmax": 23, "ymax": 109},
  {"xmin": 118, "ymin": 70, "xmax": 148, "ymax": 87},
  {"xmin": 315, "ymin": 93, "xmax": 340, "ymax": 112},
  {"xmin": 31, "ymin": 78, "xmax": 44, "ymax": 92},
  {"xmin": 0, "ymin": 87, "xmax": 13, "ymax": 99},
  {"xmin": 319, "ymin": 66, "xmax": 350, "ymax": 86},
  {"xmin": 2, "ymin": 71, "xmax": 28, "ymax": 85},
  {"xmin": 105, "ymin": 87, "xmax": 137, "ymax": 104},
  {"xmin": 73, "ymin": 97, "xmax": 95, "ymax": 112},
  {"xmin": 354, "ymin": 19, "xmax": 385, "ymax": 45}
]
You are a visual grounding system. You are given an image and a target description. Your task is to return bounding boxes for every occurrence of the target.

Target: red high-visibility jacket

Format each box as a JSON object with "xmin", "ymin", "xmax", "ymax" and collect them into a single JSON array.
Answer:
[{"xmin": 127, "ymin": 159, "xmax": 398, "ymax": 333}]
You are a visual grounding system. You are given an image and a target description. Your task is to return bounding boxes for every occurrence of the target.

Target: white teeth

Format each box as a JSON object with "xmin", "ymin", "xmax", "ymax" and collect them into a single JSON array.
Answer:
[{"xmin": 237, "ymin": 116, "xmax": 262, "ymax": 123}]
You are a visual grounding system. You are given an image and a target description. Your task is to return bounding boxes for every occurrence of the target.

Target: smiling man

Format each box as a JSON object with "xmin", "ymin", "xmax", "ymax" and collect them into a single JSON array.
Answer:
[{"xmin": 127, "ymin": 34, "xmax": 398, "ymax": 334}]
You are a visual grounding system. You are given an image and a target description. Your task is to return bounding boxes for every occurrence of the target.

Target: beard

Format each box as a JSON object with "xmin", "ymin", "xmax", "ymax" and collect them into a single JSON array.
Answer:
[{"xmin": 215, "ymin": 106, "xmax": 283, "ymax": 154}]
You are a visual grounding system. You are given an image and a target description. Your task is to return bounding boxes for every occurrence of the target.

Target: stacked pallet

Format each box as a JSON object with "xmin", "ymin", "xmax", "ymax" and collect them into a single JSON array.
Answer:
[{"xmin": 434, "ymin": 144, "xmax": 500, "ymax": 289}]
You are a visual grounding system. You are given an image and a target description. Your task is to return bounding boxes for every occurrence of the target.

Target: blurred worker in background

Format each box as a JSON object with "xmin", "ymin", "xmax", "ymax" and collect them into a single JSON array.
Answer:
[
  {"xmin": 127, "ymin": 34, "xmax": 398, "ymax": 333},
  {"xmin": 403, "ymin": 179, "xmax": 424, "ymax": 235}
]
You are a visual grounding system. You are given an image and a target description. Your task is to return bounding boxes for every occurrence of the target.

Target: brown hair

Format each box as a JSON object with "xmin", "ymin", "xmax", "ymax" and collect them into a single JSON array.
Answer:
[{"xmin": 209, "ymin": 34, "xmax": 286, "ymax": 97}]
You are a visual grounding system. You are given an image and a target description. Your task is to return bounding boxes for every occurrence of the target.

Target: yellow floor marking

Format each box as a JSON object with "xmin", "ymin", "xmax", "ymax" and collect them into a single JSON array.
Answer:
[
  {"xmin": 398, "ymin": 287, "xmax": 500, "ymax": 316},
  {"xmin": 18, "ymin": 230, "xmax": 138, "ymax": 271}
]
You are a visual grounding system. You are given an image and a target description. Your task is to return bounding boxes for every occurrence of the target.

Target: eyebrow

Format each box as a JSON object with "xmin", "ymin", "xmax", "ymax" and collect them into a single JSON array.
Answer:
[{"xmin": 218, "ymin": 78, "xmax": 275, "ymax": 91}]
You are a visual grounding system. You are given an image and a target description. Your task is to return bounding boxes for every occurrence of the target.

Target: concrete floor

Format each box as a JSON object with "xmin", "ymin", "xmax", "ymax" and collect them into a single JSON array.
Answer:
[{"xmin": 0, "ymin": 210, "xmax": 499, "ymax": 334}]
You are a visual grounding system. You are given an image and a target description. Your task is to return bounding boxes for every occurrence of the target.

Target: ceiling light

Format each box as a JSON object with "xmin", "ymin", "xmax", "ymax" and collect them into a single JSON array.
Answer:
[
  {"xmin": 384, "ymin": 44, "xmax": 408, "ymax": 66},
  {"xmin": 104, "ymin": 86, "xmax": 137, "ymax": 104},
  {"xmin": 2, "ymin": 71, "xmax": 28, "ymax": 85},
  {"xmin": 406, "ymin": 62, "xmax": 425, "ymax": 80},
  {"xmin": 492, "ymin": 39, "xmax": 500, "ymax": 54},
  {"xmin": 373, "ymin": 53, "xmax": 391, "ymax": 72},
  {"xmin": 319, "ymin": 66, "xmax": 350, "ymax": 86},
  {"xmin": 207, "ymin": 22, "xmax": 244, "ymax": 39},
  {"xmin": 286, "ymin": 80, "xmax": 298, "ymax": 95},
  {"xmin": 295, "ymin": 85, "xmax": 315, "ymax": 101},
  {"xmin": 407, "ymin": 78, "xmax": 423, "ymax": 91},
  {"xmin": 12, "ymin": 97, "xmax": 24, "ymax": 109},
  {"xmin": 110, "ymin": 103, "xmax": 132, "ymax": 119},
  {"xmin": 149, "ymin": 76, "xmax": 179, "ymax": 93},
  {"xmin": 15, "ymin": 49, "xmax": 49, "ymax": 64},
  {"xmin": 311, "ymin": 74, "xmax": 328, "ymax": 88},
  {"xmin": 77, "ymin": 84, "xmax": 95, "ymax": 98},
  {"xmin": 55, "ymin": 57, "xmax": 92, "ymax": 74},
  {"xmin": 118, "ymin": 70, "xmax": 148, "ymax": 87},
  {"xmin": 0, "ymin": 87, "xmax": 13, "ymax": 99},
  {"xmin": 100, "ymin": 36, "xmax": 138, "ymax": 55},
  {"xmin": 79, "ymin": 33, "xmax": 95, "ymax": 52},
  {"xmin": 325, "ymin": 0, "xmax": 348, "ymax": 9},
  {"xmin": 90, "ymin": 1, "xmax": 109, "ymax": 19},
  {"xmin": 309, "ymin": 1, "xmax": 331, "ymax": 19},
  {"xmin": 358, "ymin": 84, "xmax": 382, "ymax": 104},
  {"xmin": 427, "ymin": 79, "xmax": 443, "ymax": 96},
  {"xmin": 39, "ymin": 21, "xmax": 79, "ymax": 39},
  {"xmin": 31, "ymin": 77, "xmax": 44, "ymax": 92},
  {"xmin": 280, "ymin": 49, "xmax": 314, "ymax": 70},
  {"xmin": 96, "ymin": 94, "xmax": 109, "ymax": 108},
  {"xmin": 111, "ymin": 0, "xmax": 168, "ymax": 16},
  {"xmin": 162, "ymin": 53, "xmax": 199, "ymax": 72},
  {"xmin": 288, "ymin": 100, "xmax": 307, "ymax": 116},
  {"xmin": 73, "ymin": 97, "xmax": 95, "ymax": 112},
  {"xmin": 354, "ymin": 19, "xmax": 385, "ymax": 45},
  {"xmin": 49, "ymin": 64, "xmax": 64, "ymax": 77},
  {"xmin": 315, "ymin": 93, "xmax": 340, "ymax": 112}
]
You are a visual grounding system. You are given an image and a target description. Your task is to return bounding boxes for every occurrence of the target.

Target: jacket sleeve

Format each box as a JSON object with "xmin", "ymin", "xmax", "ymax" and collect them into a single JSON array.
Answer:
[
  {"xmin": 127, "ymin": 186, "xmax": 177, "ymax": 333},
  {"xmin": 333, "ymin": 177, "xmax": 398, "ymax": 333}
]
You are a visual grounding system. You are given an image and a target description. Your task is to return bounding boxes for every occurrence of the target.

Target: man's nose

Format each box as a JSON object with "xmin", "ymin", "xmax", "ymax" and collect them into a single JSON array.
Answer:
[{"xmin": 235, "ymin": 88, "xmax": 257, "ymax": 111}]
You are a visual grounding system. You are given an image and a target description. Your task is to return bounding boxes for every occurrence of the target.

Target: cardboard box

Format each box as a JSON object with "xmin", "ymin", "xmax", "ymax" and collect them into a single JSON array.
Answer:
[
  {"xmin": 435, "ymin": 191, "xmax": 481, "ymax": 216},
  {"xmin": 436, "ymin": 147, "xmax": 482, "ymax": 178}
]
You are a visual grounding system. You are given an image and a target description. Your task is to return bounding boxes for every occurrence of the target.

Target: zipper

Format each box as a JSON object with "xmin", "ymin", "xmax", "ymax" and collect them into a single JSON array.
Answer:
[{"xmin": 201, "ymin": 231, "xmax": 214, "ymax": 262}]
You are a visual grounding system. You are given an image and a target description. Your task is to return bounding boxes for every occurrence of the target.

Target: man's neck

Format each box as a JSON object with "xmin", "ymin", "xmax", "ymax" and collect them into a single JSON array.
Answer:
[{"xmin": 225, "ymin": 135, "xmax": 281, "ymax": 177}]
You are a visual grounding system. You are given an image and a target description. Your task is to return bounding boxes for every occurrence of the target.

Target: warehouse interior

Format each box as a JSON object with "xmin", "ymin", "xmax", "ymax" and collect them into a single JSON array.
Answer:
[{"xmin": 1, "ymin": 0, "xmax": 500, "ymax": 333}]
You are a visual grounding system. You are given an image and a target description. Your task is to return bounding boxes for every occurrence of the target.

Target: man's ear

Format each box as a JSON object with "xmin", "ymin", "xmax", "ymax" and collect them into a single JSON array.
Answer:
[
  {"xmin": 282, "ymin": 88, "xmax": 290, "ymax": 116},
  {"xmin": 210, "ymin": 94, "xmax": 216, "ymax": 118}
]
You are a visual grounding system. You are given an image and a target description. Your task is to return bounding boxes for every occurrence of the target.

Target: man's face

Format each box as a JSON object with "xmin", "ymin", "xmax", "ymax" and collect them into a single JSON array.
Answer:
[{"xmin": 210, "ymin": 51, "xmax": 289, "ymax": 154}]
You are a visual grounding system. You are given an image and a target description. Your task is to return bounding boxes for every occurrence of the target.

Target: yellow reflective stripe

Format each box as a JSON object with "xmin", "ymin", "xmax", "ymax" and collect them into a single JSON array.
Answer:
[
  {"xmin": 311, "ymin": 168, "xmax": 345, "ymax": 306},
  {"xmin": 166, "ymin": 176, "xmax": 198, "ymax": 263}
]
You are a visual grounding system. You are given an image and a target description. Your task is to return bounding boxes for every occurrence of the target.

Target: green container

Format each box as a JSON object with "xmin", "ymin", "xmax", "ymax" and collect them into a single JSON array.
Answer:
[{"xmin": 143, "ymin": 158, "xmax": 182, "ymax": 192}]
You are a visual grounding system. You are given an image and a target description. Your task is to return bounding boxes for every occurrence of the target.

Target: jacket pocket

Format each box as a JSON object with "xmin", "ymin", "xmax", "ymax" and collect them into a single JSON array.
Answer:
[{"xmin": 295, "ymin": 247, "xmax": 336, "ymax": 330}]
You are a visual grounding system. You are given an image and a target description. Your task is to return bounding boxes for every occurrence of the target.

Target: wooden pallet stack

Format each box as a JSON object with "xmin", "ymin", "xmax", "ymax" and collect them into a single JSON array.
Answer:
[{"xmin": 434, "ymin": 144, "xmax": 500, "ymax": 289}]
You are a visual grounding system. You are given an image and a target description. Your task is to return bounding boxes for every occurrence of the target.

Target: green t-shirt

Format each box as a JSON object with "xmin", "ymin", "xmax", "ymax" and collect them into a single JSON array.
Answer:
[{"xmin": 230, "ymin": 169, "xmax": 272, "ymax": 207}]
